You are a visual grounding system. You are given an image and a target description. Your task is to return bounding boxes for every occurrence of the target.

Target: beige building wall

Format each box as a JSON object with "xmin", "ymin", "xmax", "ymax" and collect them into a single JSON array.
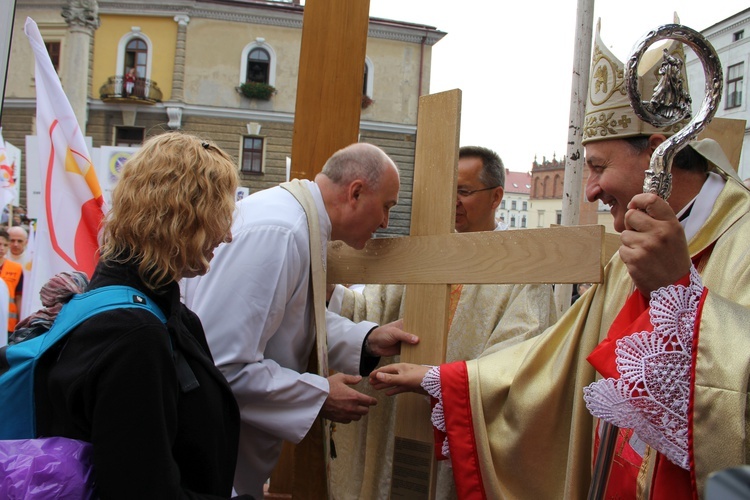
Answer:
[
  {"xmin": 529, "ymin": 198, "xmax": 563, "ymax": 228},
  {"xmin": 365, "ymin": 37, "xmax": 425, "ymax": 125},
  {"xmin": 6, "ymin": 10, "xmax": 67, "ymax": 100},
  {"xmin": 183, "ymin": 18, "xmax": 300, "ymax": 110}
]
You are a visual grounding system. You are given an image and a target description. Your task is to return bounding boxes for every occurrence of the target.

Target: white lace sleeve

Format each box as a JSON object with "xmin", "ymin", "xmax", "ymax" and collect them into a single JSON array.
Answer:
[
  {"xmin": 420, "ymin": 366, "xmax": 451, "ymax": 462},
  {"xmin": 583, "ymin": 265, "xmax": 704, "ymax": 470}
]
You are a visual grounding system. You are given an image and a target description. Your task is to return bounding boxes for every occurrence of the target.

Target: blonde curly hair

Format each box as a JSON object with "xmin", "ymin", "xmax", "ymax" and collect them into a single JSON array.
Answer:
[{"xmin": 100, "ymin": 132, "xmax": 239, "ymax": 290}]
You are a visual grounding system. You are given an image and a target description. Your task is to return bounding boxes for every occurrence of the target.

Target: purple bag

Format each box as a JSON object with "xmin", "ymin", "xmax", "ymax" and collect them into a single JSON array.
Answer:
[{"xmin": 0, "ymin": 437, "xmax": 96, "ymax": 499}]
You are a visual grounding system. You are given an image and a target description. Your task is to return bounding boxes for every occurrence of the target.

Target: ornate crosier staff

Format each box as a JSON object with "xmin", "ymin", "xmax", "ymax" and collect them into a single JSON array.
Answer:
[
  {"xmin": 587, "ymin": 24, "xmax": 723, "ymax": 500},
  {"xmin": 627, "ymin": 23, "xmax": 724, "ymax": 200}
]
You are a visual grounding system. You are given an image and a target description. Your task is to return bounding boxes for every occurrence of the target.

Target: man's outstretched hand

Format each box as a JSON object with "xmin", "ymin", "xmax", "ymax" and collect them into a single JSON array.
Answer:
[{"xmin": 320, "ymin": 372, "xmax": 377, "ymax": 423}]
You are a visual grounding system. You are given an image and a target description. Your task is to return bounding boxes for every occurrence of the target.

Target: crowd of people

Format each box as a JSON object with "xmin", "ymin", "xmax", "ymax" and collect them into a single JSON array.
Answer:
[{"xmin": 3, "ymin": 18, "xmax": 749, "ymax": 500}]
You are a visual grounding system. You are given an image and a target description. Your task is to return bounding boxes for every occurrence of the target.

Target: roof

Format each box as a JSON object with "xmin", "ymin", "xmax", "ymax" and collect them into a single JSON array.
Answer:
[{"xmin": 504, "ymin": 170, "xmax": 531, "ymax": 194}]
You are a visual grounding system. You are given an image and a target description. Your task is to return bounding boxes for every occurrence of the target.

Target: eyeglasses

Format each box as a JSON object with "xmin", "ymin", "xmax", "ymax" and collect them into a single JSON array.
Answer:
[{"xmin": 456, "ymin": 186, "xmax": 499, "ymax": 198}]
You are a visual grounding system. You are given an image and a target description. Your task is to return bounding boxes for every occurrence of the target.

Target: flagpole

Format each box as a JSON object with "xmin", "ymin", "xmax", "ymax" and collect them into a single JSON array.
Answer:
[
  {"xmin": 0, "ymin": 0, "xmax": 18, "ymax": 125},
  {"xmin": 555, "ymin": 0, "xmax": 595, "ymax": 315}
]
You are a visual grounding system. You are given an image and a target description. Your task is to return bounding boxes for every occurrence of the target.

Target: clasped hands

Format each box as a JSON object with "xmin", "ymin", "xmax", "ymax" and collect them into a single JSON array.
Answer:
[
  {"xmin": 349, "ymin": 194, "xmax": 695, "ymax": 402},
  {"xmin": 320, "ymin": 319, "xmax": 419, "ymax": 423}
]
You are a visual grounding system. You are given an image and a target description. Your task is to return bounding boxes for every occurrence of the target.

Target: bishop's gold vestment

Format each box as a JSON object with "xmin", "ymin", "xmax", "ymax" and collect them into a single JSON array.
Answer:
[
  {"xmin": 328, "ymin": 281, "xmax": 558, "ymax": 499},
  {"xmin": 451, "ymin": 177, "xmax": 750, "ymax": 498}
]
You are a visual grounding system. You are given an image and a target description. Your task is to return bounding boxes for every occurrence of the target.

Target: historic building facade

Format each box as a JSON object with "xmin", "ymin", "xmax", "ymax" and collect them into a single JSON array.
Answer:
[
  {"xmin": 3, "ymin": 0, "xmax": 446, "ymax": 236},
  {"xmin": 529, "ymin": 155, "xmax": 565, "ymax": 229},
  {"xmin": 495, "ymin": 170, "xmax": 531, "ymax": 229},
  {"xmin": 686, "ymin": 7, "xmax": 750, "ymax": 181},
  {"xmin": 528, "ymin": 154, "xmax": 603, "ymax": 231}
]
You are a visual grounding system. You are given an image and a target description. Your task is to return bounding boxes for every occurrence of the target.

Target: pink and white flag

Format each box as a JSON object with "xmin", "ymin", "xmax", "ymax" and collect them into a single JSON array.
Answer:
[
  {"xmin": 23, "ymin": 17, "xmax": 107, "ymax": 315},
  {"xmin": 0, "ymin": 128, "xmax": 17, "ymax": 209}
]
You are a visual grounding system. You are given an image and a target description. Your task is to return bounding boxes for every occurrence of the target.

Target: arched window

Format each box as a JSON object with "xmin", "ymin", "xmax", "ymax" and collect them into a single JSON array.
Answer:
[
  {"xmin": 125, "ymin": 38, "xmax": 148, "ymax": 78},
  {"xmin": 363, "ymin": 56, "xmax": 374, "ymax": 98},
  {"xmin": 117, "ymin": 30, "xmax": 153, "ymax": 80},
  {"xmin": 246, "ymin": 48, "xmax": 270, "ymax": 84},
  {"xmin": 115, "ymin": 30, "xmax": 154, "ymax": 97},
  {"xmin": 240, "ymin": 40, "xmax": 277, "ymax": 87}
]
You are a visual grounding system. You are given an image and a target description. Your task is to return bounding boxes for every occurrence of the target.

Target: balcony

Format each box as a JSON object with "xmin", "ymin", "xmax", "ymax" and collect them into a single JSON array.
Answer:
[{"xmin": 99, "ymin": 76, "xmax": 163, "ymax": 104}]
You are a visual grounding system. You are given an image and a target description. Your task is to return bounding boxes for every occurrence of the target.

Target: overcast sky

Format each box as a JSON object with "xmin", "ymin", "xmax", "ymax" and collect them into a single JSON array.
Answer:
[{"xmin": 366, "ymin": 0, "xmax": 748, "ymax": 172}]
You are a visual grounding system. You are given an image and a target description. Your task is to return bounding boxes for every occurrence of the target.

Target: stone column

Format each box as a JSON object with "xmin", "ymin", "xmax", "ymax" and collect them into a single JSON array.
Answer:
[
  {"xmin": 166, "ymin": 14, "xmax": 189, "ymax": 129},
  {"xmin": 61, "ymin": 0, "xmax": 100, "ymax": 133},
  {"xmin": 171, "ymin": 14, "xmax": 189, "ymax": 102}
]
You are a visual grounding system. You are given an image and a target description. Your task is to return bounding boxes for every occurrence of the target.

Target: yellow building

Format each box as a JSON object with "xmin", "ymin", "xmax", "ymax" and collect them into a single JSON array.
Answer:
[{"xmin": 3, "ymin": 0, "xmax": 446, "ymax": 236}]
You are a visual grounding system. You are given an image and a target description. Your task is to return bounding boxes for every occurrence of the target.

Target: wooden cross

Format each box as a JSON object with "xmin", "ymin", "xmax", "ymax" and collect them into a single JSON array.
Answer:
[
  {"xmin": 270, "ymin": 1, "xmax": 604, "ymax": 497},
  {"xmin": 268, "ymin": 0, "xmax": 371, "ymax": 498},
  {"xmin": 326, "ymin": 89, "xmax": 604, "ymax": 498}
]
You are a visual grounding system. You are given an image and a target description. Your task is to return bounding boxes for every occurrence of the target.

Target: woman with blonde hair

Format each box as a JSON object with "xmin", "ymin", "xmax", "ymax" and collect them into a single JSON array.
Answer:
[{"xmin": 34, "ymin": 132, "xmax": 248, "ymax": 499}]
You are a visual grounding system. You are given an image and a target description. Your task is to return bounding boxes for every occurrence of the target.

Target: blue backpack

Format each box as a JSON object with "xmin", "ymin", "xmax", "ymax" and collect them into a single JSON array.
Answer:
[{"xmin": 0, "ymin": 285, "xmax": 166, "ymax": 440}]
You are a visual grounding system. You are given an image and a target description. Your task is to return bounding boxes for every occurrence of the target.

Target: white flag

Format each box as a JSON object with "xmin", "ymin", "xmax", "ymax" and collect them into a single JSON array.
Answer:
[
  {"xmin": 23, "ymin": 17, "xmax": 107, "ymax": 315},
  {"xmin": 0, "ymin": 127, "xmax": 16, "ymax": 209}
]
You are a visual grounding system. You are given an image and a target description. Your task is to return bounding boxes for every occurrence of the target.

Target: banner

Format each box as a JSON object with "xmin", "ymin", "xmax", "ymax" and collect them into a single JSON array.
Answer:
[
  {"xmin": 0, "ymin": 128, "xmax": 18, "ymax": 210},
  {"xmin": 23, "ymin": 17, "xmax": 107, "ymax": 316},
  {"xmin": 95, "ymin": 146, "xmax": 139, "ymax": 206}
]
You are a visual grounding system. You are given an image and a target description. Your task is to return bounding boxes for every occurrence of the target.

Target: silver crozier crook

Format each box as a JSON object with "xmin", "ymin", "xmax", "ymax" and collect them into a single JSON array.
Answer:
[
  {"xmin": 625, "ymin": 23, "xmax": 723, "ymax": 200},
  {"xmin": 588, "ymin": 24, "xmax": 723, "ymax": 500}
]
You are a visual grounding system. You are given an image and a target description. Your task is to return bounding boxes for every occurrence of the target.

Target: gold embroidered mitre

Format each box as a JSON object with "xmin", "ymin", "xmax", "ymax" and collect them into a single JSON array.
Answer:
[{"xmin": 582, "ymin": 18, "xmax": 691, "ymax": 144}]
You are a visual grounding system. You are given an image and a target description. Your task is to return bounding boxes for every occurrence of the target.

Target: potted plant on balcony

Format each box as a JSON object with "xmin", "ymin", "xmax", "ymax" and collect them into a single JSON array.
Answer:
[
  {"xmin": 361, "ymin": 94, "xmax": 374, "ymax": 109},
  {"xmin": 237, "ymin": 81, "xmax": 277, "ymax": 100}
]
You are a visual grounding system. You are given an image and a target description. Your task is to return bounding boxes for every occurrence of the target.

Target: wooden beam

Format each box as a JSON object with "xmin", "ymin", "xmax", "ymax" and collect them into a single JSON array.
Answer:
[
  {"xmin": 328, "ymin": 225, "xmax": 605, "ymax": 285},
  {"xmin": 390, "ymin": 89, "xmax": 460, "ymax": 499},
  {"xmin": 270, "ymin": 0, "xmax": 370, "ymax": 497},
  {"xmin": 290, "ymin": 0, "xmax": 370, "ymax": 180}
]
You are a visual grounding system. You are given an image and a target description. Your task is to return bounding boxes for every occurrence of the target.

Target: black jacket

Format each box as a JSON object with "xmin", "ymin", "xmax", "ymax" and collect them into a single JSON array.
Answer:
[{"xmin": 35, "ymin": 261, "xmax": 241, "ymax": 499}]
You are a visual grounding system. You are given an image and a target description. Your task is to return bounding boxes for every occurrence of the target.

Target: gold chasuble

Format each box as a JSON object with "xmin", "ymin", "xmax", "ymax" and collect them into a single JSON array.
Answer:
[
  {"xmin": 447, "ymin": 176, "xmax": 750, "ymax": 498},
  {"xmin": 328, "ymin": 281, "xmax": 558, "ymax": 499}
]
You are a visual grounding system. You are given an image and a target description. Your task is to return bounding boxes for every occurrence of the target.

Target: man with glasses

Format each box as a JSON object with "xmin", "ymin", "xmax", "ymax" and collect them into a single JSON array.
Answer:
[{"xmin": 328, "ymin": 145, "xmax": 558, "ymax": 500}]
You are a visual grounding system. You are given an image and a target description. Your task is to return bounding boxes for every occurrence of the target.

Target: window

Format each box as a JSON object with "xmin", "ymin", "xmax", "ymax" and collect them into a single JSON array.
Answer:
[
  {"xmin": 125, "ymin": 38, "xmax": 148, "ymax": 78},
  {"xmin": 240, "ymin": 41, "xmax": 277, "ymax": 87},
  {"xmin": 500, "ymin": 200, "xmax": 505, "ymax": 209},
  {"xmin": 116, "ymin": 30, "xmax": 153, "ymax": 93},
  {"xmin": 556, "ymin": 210, "xmax": 562, "ymax": 225},
  {"xmin": 45, "ymin": 42, "xmax": 61, "ymax": 72},
  {"xmin": 114, "ymin": 126, "xmax": 145, "ymax": 147},
  {"xmin": 363, "ymin": 56, "xmax": 374, "ymax": 98},
  {"xmin": 510, "ymin": 216, "xmax": 516, "ymax": 228},
  {"xmin": 522, "ymin": 201, "xmax": 528, "ymax": 211},
  {"xmin": 734, "ymin": 30, "xmax": 744, "ymax": 42},
  {"xmin": 521, "ymin": 215, "xmax": 527, "ymax": 228},
  {"xmin": 726, "ymin": 63, "xmax": 744, "ymax": 109},
  {"xmin": 511, "ymin": 200, "xmax": 517, "ymax": 210},
  {"xmin": 537, "ymin": 210, "xmax": 545, "ymax": 227},
  {"xmin": 241, "ymin": 136, "xmax": 265, "ymax": 174},
  {"xmin": 246, "ymin": 48, "xmax": 270, "ymax": 84}
]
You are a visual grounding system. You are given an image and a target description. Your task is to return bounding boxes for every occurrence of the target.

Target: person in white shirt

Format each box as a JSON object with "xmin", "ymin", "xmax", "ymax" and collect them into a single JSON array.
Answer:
[{"xmin": 182, "ymin": 142, "xmax": 418, "ymax": 499}]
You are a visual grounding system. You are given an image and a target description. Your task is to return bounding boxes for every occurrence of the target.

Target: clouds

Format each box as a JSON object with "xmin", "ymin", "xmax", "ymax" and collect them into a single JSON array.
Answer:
[{"xmin": 368, "ymin": 0, "xmax": 747, "ymax": 171}]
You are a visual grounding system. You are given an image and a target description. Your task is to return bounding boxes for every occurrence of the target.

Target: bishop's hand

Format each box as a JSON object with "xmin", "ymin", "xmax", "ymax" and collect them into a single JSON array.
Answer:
[
  {"xmin": 369, "ymin": 363, "xmax": 430, "ymax": 396},
  {"xmin": 620, "ymin": 193, "xmax": 691, "ymax": 296}
]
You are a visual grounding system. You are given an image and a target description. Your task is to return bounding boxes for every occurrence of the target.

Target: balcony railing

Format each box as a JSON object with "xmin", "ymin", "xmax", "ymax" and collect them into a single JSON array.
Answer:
[{"xmin": 99, "ymin": 76, "xmax": 163, "ymax": 104}]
